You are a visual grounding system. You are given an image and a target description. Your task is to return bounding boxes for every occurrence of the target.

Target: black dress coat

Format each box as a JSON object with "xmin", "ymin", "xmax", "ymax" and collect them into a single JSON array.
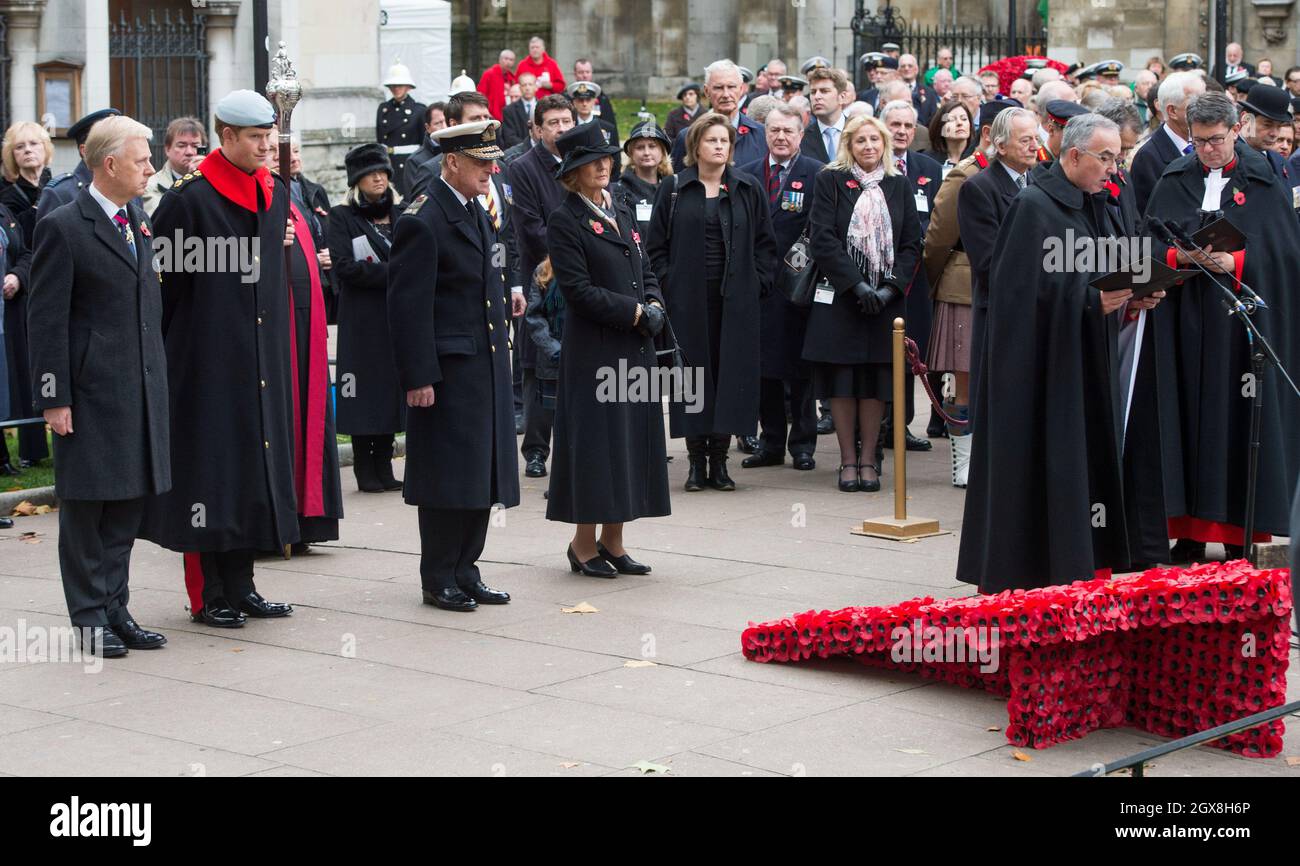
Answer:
[
  {"xmin": 387, "ymin": 180, "xmax": 520, "ymax": 511},
  {"xmin": 899, "ymin": 149, "xmax": 942, "ymax": 360},
  {"xmin": 138, "ymin": 153, "xmax": 299, "ymax": 553},
  {"xmin": 501, "ymin": 100, "xmax": 532, "ymax": 150},
  {"xmin": 738, "ymin": 152, "xmax": 823, "ymax": 380},
  {"xmin": 1129, "ymin": 124, "xmax": 1182, "ymax": 215},
  {"xmin": 544, "ymin": 193, "xmax": 670, "ymax": 524},
  {"xmin": 646, "ymin": 165, "xmax": 778, "ymax": 438},
  {"xmin": 803, "ymin": 168, "xmax": 922, "ymax": 366},
  {"xmin": 27, "ymin": 191, "xmax": 169, "ymax": 501},
  {"xmin": 329, "ymin": 198, "xmax": 407, "ymax": 435},
  {"xmin": 376, "ymin": 94, "xmax": 427, "ymax": 196},
  {"xmin": 664, "ymin": 106, "xmax": 699, "ymax": 143},
  {"xmin": 3, "ymin": 176, "xmax": 48, "ymax": 461},
  {"xmin": 508, "ymin": 142, "xmax": 568, "ymax": 370},
  {"xmin": 610, "ymin": 169, "xmax": 662, "ymax": 238}
]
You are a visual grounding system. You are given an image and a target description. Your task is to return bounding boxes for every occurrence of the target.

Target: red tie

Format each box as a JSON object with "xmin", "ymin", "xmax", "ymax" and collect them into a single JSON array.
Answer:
[{"xmin": 768, "ymin": 163, "xmax": 783, "ymax": 204}]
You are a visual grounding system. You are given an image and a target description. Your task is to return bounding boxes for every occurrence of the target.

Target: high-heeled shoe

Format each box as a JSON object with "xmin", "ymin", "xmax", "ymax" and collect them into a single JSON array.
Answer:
[
  {"xmin": 837, "ymin": 464, "xmax": 860, "ymax": 493},
  {"xmin": 567, "ymin": 544, "xmax": 618, "ymax": 577},
  {"xmin": 596, "ymin": 542, "xmax": 651, "ymax": 575},
  {"xmin": 858, "ymin": 463, "xmax": 881, "ymax": 493}
]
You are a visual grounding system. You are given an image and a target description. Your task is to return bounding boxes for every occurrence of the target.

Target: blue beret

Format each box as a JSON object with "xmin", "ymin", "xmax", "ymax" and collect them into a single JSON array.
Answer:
[{"xmin": 214, "ymin": 90, "xmax": 276, "ymax": 128}]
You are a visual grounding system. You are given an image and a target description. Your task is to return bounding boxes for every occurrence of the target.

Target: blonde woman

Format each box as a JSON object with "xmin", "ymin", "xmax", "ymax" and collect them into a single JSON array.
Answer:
[
  {"xmin": 1, "ymin": 121, "xmax": 53, "ymax": 240},
  {"xmin": 805, "ymin": 114, "xmax": 922, "ymax": 492},
  {"xmin": 612, "ymin": 120, "xmax": 672, "ymax": 236}
]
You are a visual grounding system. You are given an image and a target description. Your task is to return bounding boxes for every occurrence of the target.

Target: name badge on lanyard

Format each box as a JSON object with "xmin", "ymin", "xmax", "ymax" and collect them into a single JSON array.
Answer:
[
  {"xmin": 813, "ymin": 285, "xmax": 835, "ymax": 304},
  {"xmin": 914, "ymin": 191, "xmax": 929, "ymax": 213},
  {"xmin": 636, "ymin": 200, "xmax": 653, "ymax": 223}
]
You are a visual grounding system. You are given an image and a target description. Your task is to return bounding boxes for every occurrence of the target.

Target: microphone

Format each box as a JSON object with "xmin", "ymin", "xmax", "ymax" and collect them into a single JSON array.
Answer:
[
  {"xmin": 1151, "ymin": 218, "xmax": 1258, "ymax": 317},
  {"xmin": 1158, "ymin": 218, "xmax": 1264, "ymax": 309}
]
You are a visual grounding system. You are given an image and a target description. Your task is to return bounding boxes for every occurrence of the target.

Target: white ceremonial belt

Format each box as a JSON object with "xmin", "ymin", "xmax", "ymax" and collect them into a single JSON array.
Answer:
[{"xmin": 388, "ymin": 144, "xmax": 420, "ymax": 155}]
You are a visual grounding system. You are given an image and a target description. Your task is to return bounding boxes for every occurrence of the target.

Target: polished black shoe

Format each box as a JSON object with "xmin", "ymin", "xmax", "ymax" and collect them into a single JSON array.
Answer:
[
  {"xmin": 525, "ymin": 455, "xmax": 548, "ymax": 477},
  {"xmin": 707, "ymin": 455, "xmax": 735, "ymax": 491},
  {"xmin": 423, "ymin": 587, "xmax": 478, "ymax": 611},
  {"xmin": 466, "ymin": 580, "xmax": 511, "ymax": 604},
  {"xmin": 596, "ymin": 542, "xmax": 651, "ymax": 575},
  {"xmin": 858, "ymin": 464, "xmax": 882, "ymax": 493},
  {"xmin": 111, "ymin": 619, "xmax": 167, "ymax": 649},
  {"xmin": 792, "ymin": 453, "xmax": 816, "ymax": 471},
  {"xmin": 568, "ymin": 544, "xmax": 618, "ymax": 577},
  {"xmin": 191, "ymin": 601, "xmax": 246, "ymax": 628},
  {"xmin": 0, "ymin": 516, "xmax": 12, "ymax": 529},
  {"xmin": 881, "ymin": 429, "xmax": 933, "ymax": 451},
  {"xmin": 817, "ymin": 414, "xmax": 834, "ymax": 435},
  {"xmin": 927, "ymin": 419, "xmax": 949, "ymax": 438},
  {"xmin": 684, "ymin": 456, "xmax": 707, "ymax": 492},
  {"xmin": 741, "ymin": 450, "xmax": 783, "ymax": 468},
  {"xmin": 735, "ymin": 435, "xmax": 759, "ymax": 454},
  {"xmin": 238, "ymin": 592, "xmax": 293, "ymax": 618},
  {"xmin": 837, "ymin": 464, "xmax": 860, "ymax": 493},
  {"xmin": 78, "ymin": 625, "xmax": 128, "ymax": 658},
  {"xmin": 1168, "ymin": 539, "xmax": 1206, "ymax": 564},
  {"xmin": 352, "ymin": 451, "xmax": 384, "ymax": 493}
]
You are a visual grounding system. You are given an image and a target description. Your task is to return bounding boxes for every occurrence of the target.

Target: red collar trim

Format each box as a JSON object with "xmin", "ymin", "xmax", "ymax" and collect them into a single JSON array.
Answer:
[
  {"xmin": 200, "ymin": 149, "xmax": 275, "ymax": 212},
  {"xmin": 1202, "ymin": 157, "xmax": 1236, "ymax": 175}
]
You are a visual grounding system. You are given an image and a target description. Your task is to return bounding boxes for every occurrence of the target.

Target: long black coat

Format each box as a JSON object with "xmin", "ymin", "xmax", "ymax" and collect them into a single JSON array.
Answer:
[
  {"xmin": 387, "ymin": 180, "xmax": 520, "ymax": 510},
  {"xmin": 139, "ymin": 154, "xmax": 299, "ymax": 552},
  {"xmin": 738, "ymin": 152, "xmax": 822, "ymax": 380},
  {"xmin": 803, "ymin": 168, "xmax": 922, "ymax": 366},
  {"xmin": 646, "ymin": 165, "xmax": 778, "ymax": 438},
  {"xmin": 610, "ymin": 169, "xmax": 662, "ymax": 239},
  {"xmin": 27, "ymin": 191, "xmax": 169, "ymax": 501},
  {"xmin": 1130, "ymin": 124, "xmax": 1181, "ymax": 215},
  {"xmin": 545, "ymin": 193, "xmax": 670, "ymax": 524},
  {"xmin": 509, "ymin": 142, "xmax": 567, "ymax": 370},
  {"xmin": 900, "ymin": 150, "xmax": 942, "ymax": 359},
  {"xmin": 328, "ymin": 199, "xmax": 407, "ymax": 435}
]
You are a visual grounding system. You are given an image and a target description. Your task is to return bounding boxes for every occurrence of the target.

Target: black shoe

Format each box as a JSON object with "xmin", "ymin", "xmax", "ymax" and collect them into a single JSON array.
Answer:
[
  {"xmin": 465, "ymin": 580, "xmax": 510, "ymax": 604},
  {"xmin": 352, "ymin": 440, "xmax": 384, "ymax": 493},
  {"xmin": 684, "ymin": 456, "xmax": 707, "ymax": 492},
  {"xmin": 1169, "ymin": 539, "xmax": 1206, "ymax": 564},
  {"xmin": 375, "ymin": 451, "xmax": 404, "ymax": 491},
  {"xmin": 741, "ymin": 450, "xmax": 783, "ymax": 468},
  {"xmin": 708, "ymin": 454, "xmax": 735, "ymax": 491},
  {"xmin": 191, "ymin": 601, "xmax": 246, "ymax": 628},
  {"xmin": 78, "ymin": 625, "xmax": 128, "ymax": 658},
  {"xmin": 792, "ymin": 454, "xmax": 816, "ymax": 471},
  {"xmin": 596, "ymin": 542, "xmax": 651, "ymax": 575},
  {"xmin": 238, "ymin": 592, "xmax": 293, "ymax": 618},
  {"xmin": 881, "ymin": 429, "xmax": 933, "ymax": 451},
  {"xmin": 423, "ymin": 587, "xmax": 478, "ymax": 611},
  {"xmin": 837, "ymin": 464, "xmax": 860, "ymax": 493},
  {"xmin": 0, "ymin": 517, "xmax": 12, "ymax": 529},
  {"xmin": 858, "ymin": 463, "xmax": 882, "ymax": 493},
  {"xmin": 927, "ymin": 419, "xmax": 949, "ymax": 438},
  {"xmin": 514, "ymin": 413, "xmax": 525, "ymax": 435},
  {"xmin": 735, "ymin": 435, "xmax": 759, "ymax": 454},
  {"xmin": 525, "ymin": 455, "xmax": 548, "ymax": 477},
  {"xmin": 291, "ymin": 542, "xmax": 311, "ymax": 556},
  {"xmin": 111, "ymin": 618, "xmax": 167, "ymax": 649},
  {"xmin": 1224, "ymin": 543, "xmax": 1246, "ymax": 561},
  {"xmin": 817, "ymin": 414, "xmax": 834, "ymax": 435},
  {"xmin": 568, "ymin": 544, "xmax": 618, "ymax": 577}
]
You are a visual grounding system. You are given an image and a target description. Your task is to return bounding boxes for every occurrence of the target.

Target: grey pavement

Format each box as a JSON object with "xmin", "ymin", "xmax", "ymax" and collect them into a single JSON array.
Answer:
[{"xmin": 2, "ymin": 397, "xmax": 1298, "ymax": 777}]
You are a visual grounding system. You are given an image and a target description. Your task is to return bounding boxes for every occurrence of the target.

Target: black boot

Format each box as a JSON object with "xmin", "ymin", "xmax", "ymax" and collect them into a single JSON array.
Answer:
[
  {"xmin": 684, "ymin": 437, "xmax": 707, "ymax": 492},
  {"xmin": 351, "ymin": 436, "xmax": 384, "ymax": 493},
  {"xmin": 707, "ymin": 438, "xmax": 735, "ymax": 491},
  {"xmin": 374, "ymin": 434, "xmax": 403, "ymax": 491}
]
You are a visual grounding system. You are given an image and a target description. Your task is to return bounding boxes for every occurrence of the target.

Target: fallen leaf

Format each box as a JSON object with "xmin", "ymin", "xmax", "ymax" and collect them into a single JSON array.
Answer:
[
  {"xmin": 231, "ymin": 648, "xmax": 244, "ymax": 653},
  {"xmin": 894, "ymin": 748, "xmax": 928, "ymax": 755},
  {"xmin": 18, "ymin": 531, "xmax": 41, "ymax": 544},
  {"xmin": 629, "ymin": 760, "xmax": 671, "ymax": 775},
  {"xmin": 559, "ymin": 762, "xmax": 580, "ymax": 769},
  {"xmin": 33, "ymin": 504, "xmax": 54, "ymax": 515},
  {"xmin": 1011, "ymin": 751, "xmax": 1032, "ymax": 762},
  {"xmin": 987, "ymin": 726, "xmax": 1002, "ymax": 732},
  {"xmin": 1286, "ymin": 756, "xmax": 1300, "ymax": 767},
  {"xmin": 624, "ymin": 660, "xmax": 657, "ymax": 668},
  {"xmin": 11, "ymin": 500, "xmax": 36, "ymax": 516},
  {"xmin": 561, "ymin": 602, "xmax": 600, "ymax": 614}
]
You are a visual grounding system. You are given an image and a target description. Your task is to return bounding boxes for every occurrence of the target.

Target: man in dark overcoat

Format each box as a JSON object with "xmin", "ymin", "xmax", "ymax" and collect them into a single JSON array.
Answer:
[
  {"xmin": 28, "ymin": 115, "xmax": 170, "ymax": 656},
  {"xmin": 387, "ymin": 120, "xmax": 520, "ymax": 612}
]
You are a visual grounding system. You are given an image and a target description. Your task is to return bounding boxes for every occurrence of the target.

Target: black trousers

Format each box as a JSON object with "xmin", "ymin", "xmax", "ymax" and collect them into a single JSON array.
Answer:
[
  {"xmin": 195, "ymin": 550, "xmax": 257, "ymax": 610},
  {"xmin": 685, "ymin": 434, "xmax": 730, "ymax": 459},
  {"xmin": 417, "ymin": 506, "xmax": 491, "ymax": 592},
  {"xmin": 521, "ymin": 369, "xmax": 553, "ymax": 461},
  {"xmin": 512, "ymin": 317, "xmax": 524, "ymax": 415},
  {"xmin": 757, "ymin": 377, "xmax": 817, "ymax": 458},
  {"xmin": 58, "ymin": 498, "xmax": 145, "ymax": 626}
]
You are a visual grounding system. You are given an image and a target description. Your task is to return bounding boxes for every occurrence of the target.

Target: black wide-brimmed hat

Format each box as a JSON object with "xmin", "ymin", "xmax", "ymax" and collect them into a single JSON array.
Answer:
[
  {"xmin": 624, "ymin": 120, "xmax": 671, "ymax": 154},
  {"xmin": 553, "ymin": 122, "xmax": 621, "ymax": 178},
  {"xmin": 345, "ymin": 142, "xmax": 392, "ymax": 186},
  {"xmin": 1239, "ymin": 84, "xmax": 1294, "ymax": 123}
]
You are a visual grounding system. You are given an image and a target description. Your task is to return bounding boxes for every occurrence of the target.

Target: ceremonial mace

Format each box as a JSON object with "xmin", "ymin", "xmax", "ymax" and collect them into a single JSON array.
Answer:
[{"xmin": 266, "ymin": 42, "xmax": 302, "ymax": 561}]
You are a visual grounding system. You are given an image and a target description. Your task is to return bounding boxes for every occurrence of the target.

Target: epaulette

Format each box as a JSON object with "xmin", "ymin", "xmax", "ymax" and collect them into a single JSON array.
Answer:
[
  {"xmin": 171, "ymin": 168, "xmax": 204, "ymax": 190},
  {"xmin": 404, "ymin": 193, "xmax": 428, "ymax": 215},
  {"xmin": 45, "ymin": 172, "xmax": 76, "ymax": 188}
]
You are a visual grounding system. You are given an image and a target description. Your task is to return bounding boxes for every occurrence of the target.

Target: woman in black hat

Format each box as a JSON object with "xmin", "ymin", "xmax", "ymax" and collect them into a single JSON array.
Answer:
[
  {"xmin": 612, "ymin": 120, "xmax": 673, "ymax": 237},
  {"xmin": 665, "ymin": 82, "xmax": 703, "ymax": 142},
  {"xmin": 544, "ymin": 122, "xmax": 671, "ymax": 577},
  {"xmin": 328, "ymin": 142, "xmax": 408, "ymax": 493},
  {"xmin": 646, "ymin": 111, "xmax": 778, "ymax": 493}
]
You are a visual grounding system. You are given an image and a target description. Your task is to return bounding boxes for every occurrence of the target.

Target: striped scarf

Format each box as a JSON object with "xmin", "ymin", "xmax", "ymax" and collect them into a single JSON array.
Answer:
[{"xmin": 845, "ymin": 162, "xmax": 893, "ymax": 285}]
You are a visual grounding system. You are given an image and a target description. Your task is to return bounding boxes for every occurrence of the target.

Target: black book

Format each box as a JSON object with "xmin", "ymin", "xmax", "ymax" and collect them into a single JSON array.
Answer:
[{"xmin": 1089, "ymin": 256, "xmax": 1200, "ymax": 299}]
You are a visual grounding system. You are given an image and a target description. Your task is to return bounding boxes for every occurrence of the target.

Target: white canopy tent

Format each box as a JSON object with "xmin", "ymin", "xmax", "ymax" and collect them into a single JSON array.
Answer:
[{"xmin": 379, "ymin": 0, "xmax": 453, "ymax": 101}]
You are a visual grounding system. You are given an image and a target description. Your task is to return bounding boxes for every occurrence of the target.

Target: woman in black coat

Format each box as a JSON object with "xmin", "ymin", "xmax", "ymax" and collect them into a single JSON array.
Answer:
[
  {"xmin": 328, "ymin": 143, "xmax": 407, "ymax": 493},
  {"xmin": 0, "ymin": 199, "xmax": 33, "ymax": 477},
  {"xmin": 806, "ymin": 114, "xmax": 922, "ymax": 492},
  {"xmin": 545, "ymin": 123, "xmax": 670, "ymax": 577},
  {"xmin": 646, "ymin": 112, "xmax": 777, "ymax": 493},
  {"xmin": 611, "ymin": 120, "xmax": 672, "ymax": 238}
]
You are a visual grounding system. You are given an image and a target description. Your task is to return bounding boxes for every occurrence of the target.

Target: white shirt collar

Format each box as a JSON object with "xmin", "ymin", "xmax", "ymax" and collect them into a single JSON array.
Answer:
[
  {"xmin": 768, "ymin": 154, "xmax": 790, "ymax": 171},
  {"xmin": 88, "ymin": 181, "xmax": 127, "ymax": 220},
  {"xmin": 1164, "ymin": 124, "xmax": 1190, "ymax": 154},
  {"xmin": 440, "ymin": 176, "xmax": 469, "ymax": 207},
  {"xmin": 820, "ymin": 113, "xmax": 844, "ymax": 134},
  {"xmin": 1000, "ymin": 160, "xmax": 1025, "ymax": 185}
]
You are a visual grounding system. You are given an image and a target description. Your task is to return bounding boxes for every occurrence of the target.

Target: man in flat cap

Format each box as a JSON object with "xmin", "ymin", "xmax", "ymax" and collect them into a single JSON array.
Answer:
[
  {"xmin": 387, "ymin": 119, "xmax": 519, "ymax": 612},
  {"xmin": 567, "ymin": 81, "xmax": 618, "ymax": 149},
  {"xmin": 138, "ymin": 89, "xmax": 297, "ymax": 629},
  {"xmin": 36, "ymin": 108, "xmax": 124, "ymax": 222},
  {"xmin": 377, "ymin": 61, "xmax": 427, "ymax": 197}
]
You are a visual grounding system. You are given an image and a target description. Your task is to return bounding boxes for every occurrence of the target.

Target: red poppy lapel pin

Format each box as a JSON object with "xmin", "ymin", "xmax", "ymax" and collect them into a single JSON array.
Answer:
[
  {"xmin": 1232, "ymin": 189, "xmax": 1246, "ymax": 206},
  {"xmin": 720, "ymin": 183, "xmax": 729, "ymax": 192},
  {"xmin": 790, "ymin": 180, "xmax": 803, "ymax": 190},
  {"xmin": 846, "ymin": 179, "xmax": 859, "ymax": 189},
  {"xmin": 631, "ymin": 230, "xmax": 642, "ymax": 244},
  {"xmin": 738, "ymin": 125, "xmax": 749, "ymax": 135},
  {"xmin": 139, "ymin": 221, "xmax": 152, "ymax": 238},
  {"xmin": 917, "ymin": 176, "xmax": 930, "ymax": 186},
  {"xmin": 590, "ymin": 219, "xmax": 604, "ymax": 235}
]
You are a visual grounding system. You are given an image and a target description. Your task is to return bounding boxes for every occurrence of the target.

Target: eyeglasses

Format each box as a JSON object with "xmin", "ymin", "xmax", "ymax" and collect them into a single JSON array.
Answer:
[
  {"xmin": 1081, "ymin": 149, "xmax": 1119, "ymax": 167},
  {"xmin": 1192, "ymin": 134, "xmax": 1231, "ymax": 148}
]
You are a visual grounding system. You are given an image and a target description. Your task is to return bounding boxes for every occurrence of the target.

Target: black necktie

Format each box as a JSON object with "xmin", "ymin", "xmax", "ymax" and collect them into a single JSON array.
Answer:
[{"xmin": 466, "ymin": 199, "xmax": 485, "ymax": 244}]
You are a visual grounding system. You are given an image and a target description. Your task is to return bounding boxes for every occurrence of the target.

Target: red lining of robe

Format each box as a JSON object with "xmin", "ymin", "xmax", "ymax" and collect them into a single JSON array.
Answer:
[{"xmin": 287, "ymin": 201, "xmax": 328, "ymax": 518}]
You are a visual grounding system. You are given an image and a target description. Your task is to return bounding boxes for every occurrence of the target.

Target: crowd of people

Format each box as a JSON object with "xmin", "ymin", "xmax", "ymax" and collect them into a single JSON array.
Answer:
[{"xmin": 4, "ymin": 33, "xmax": 1299, "ymax": 653}]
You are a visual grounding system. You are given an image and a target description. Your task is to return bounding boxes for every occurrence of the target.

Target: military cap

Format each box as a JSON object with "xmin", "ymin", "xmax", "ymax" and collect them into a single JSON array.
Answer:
[
  {"xmin": 1095, "ymin": 60, "xmax": 1124, "ymax": 77},
  {"xmin": 214, "ymin": 90, "xmax": 276, "ymax": 129},
  {"xmin": 566, "ymin": 81, "xmax": 603, "ymax": 100},
  {"xmin": 677, "ymin": 81, "xmax": 703, "ymax": 100},
  {"xmin": 881, "ymin": 42, "xmax": 901, "ymax": 53},
  {"xmin": 1045, "ymin": 99, "xmax": 1089, "ymax": 126},
  {"xmin": 431, "ymin": 119, "xmax": 505, "ymax": 160},
  {"xmin": 1169, "ymin": 53, "xmax": 1203, "ymax": 71},
  {"xmin": 861, "ymin": 53, "xmax": 899, "ymax": 71},
  {"xmin": 800, "ymin": 56, "xmax": 831, "ymax": 76},
  {"xmin": 979, "ymin": 98, "xmax": 1020, "ymax": 128},
  {"xmin": 737, "ymin": 65, "xmax": 756, "ymax": 84},
  {"xmin": 778, "ymin": 74, "xmax": 809, "ymax": 91},
  {"xmin": 67, "ymin": 108, "xmax": 122, "ymax": 143}
]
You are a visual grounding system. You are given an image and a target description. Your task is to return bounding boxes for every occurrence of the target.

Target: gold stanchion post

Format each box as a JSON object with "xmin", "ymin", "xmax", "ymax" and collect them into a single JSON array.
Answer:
[{"xmin": 855, "ymin": 318, "xmax": 945, "ymax": 541}]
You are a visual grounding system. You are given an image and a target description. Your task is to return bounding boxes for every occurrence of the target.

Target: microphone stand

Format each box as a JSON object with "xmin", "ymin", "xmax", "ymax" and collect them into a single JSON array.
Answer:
[{"xmin": 1155, "ymin": 218, "xmax": 1300, "ymax": 565}]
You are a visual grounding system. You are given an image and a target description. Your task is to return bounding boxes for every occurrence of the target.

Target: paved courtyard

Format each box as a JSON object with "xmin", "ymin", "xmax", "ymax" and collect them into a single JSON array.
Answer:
[{"xmin": 2, "ymin": 408, "xmax": 1298, "ymax": 777}]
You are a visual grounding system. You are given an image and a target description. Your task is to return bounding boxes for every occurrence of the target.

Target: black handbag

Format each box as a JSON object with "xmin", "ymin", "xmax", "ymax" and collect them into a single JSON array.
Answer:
[{"xmin": 654, "ymin": 307, "xmax": 689, "ymax": 370}]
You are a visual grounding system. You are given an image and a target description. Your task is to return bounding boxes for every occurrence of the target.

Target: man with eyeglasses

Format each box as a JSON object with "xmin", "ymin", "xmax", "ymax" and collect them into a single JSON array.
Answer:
[
  {"xmin": 1284, "ymin": 66, "xmax": 1300, "ymax": 98},
  {"xmin": 1130, "ymin": 71, "xmax": 1205, "ymax": 212},
  {"xmin": 958, "ymin": 112, "xmax": 1168, "ymax": 591},
  {"xmin": 1144, "ymin": 91, "xmax": 1300, "ymax": 565}
]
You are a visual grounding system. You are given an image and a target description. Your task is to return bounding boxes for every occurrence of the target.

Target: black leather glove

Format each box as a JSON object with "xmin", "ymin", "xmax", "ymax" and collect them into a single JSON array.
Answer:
[
  {"xmin": 860, "ymin": 283, "xmax": 899, "ymax": 316},
  {"xmin": 638, "ymin": 302, "xmax": 666, "ymax": 338},
  {"xmin": 851, "ymin": 281, "xmax": 875, "ymax": 314}
]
